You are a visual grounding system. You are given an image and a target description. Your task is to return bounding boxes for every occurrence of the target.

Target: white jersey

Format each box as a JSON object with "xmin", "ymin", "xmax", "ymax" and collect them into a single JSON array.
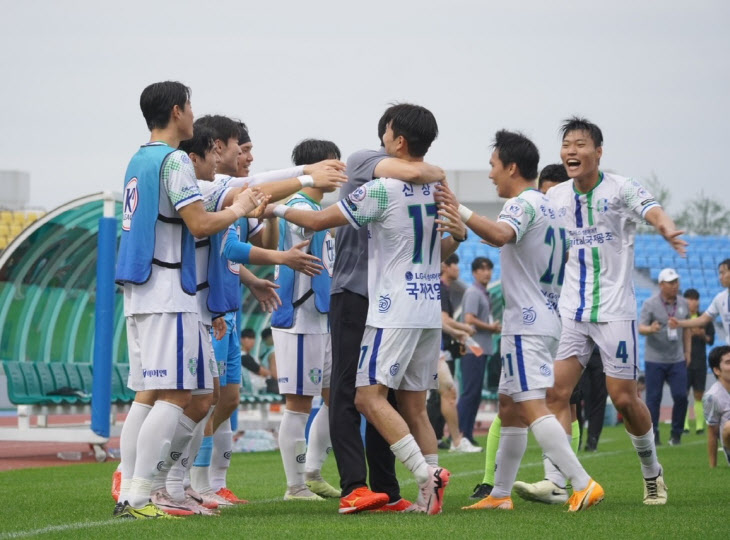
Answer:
[
  {"xmin": 706, "ymin": 289, "xmax": 730, "ymax": 340},
  {"xmin": 548, "ymin": 172, "xmax": 659, "ymax": 323},
  {"xmin": 123, "ymin": 151, "xmax": 202, "ymax": 316},
  {"xmin": 198, "ymin": 174, "xmax": 265, "ymax": 237},
  {"xmin": 338, "ymin": 178, "xmax": 441, "ymax": 329},
  {"xmin": 498, "ymin": 189, "xmax": 566, "ymax": 338},
  {"xmin": 704, "ymin": 380, "xmax": 730, "ymax": 428}
]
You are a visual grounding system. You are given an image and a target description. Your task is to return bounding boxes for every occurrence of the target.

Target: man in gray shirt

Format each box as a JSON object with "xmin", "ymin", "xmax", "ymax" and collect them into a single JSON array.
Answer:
[
  {"xmin": 639, "ymin": 268, "xmax": 691, "ymax": 446},
  {"xmin": 457, "ymin": 257, "xmax": 501, "ymax": 445}
]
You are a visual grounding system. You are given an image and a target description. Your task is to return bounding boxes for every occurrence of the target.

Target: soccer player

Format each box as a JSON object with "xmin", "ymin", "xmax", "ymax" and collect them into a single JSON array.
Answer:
[
  {"xmin": 270, "ymin": 104, "xmax": 467, "ymax": 514},
  {"xmin": 703, "ymin": 346, "xmax": 730, "ymax": 468},
  {"xmin": 537, "ymin": 163, "xmax": 570, "ymax": 194},
  {"xmin": 458, "ymin": 130, "xmax": 603, "ymax": 512},
  {"xmin": 114, "ymin": 81, "xmax": 264, "ymax": 519},
  {"xmin": 271, "ymin": 138, "xmax": 342, "ymax": 501},
  {"xmin": 513, "ymin": 117, "xmax": 686, "ymax": 506}
]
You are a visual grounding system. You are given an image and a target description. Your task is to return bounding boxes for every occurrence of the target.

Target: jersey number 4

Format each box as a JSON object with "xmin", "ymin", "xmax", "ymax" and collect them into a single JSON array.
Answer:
[
  {"xmin": 408, "ymin": 203, "xmax": 439, "ymax": 264},
  {"xmin": 539, "ymin": 226, "xmax": 568, "ymax": 286}
]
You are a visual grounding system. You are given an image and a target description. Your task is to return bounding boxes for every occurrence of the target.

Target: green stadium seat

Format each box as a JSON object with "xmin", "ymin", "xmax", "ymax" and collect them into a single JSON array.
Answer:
[
  {"xmin": 3, "ymin": 361, "xmax": 43, "ymax": 404},
  {"xmin": 75, "ymin": 363, "xmax": 94, "ymax": 393},
  {"xmin": 115, "ymin": 364, "xmax": 135, "ymax": 402},
  {"xmin": 49, "ymin": 362, "xmax": 70, "ymax": 389},
  {"xmin": 34, "ymin": 362, "xmax": 76, "ymax": 404},
  {"xmin": 61, "ymin": 363, "xmax": 91, "ymax": 403},
  {"xmin": 112, "ymin": 364, "xmax": 134, "ymax": 403},
  {"xmin": 18, "ymin": 362, "xmax": 54, "ymax": 404}
]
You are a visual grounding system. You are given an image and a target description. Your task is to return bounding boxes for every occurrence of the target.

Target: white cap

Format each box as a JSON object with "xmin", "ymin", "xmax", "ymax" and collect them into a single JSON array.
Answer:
[{"xmin": 658, "ymin": 268, "xmax": 679, "ymax": 283}]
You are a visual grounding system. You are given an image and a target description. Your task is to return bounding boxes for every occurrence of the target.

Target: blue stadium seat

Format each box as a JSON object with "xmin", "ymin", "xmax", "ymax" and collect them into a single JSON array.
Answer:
[
  {"xmin": 649, "ymin": 267, "xmax": 660, "ymax": 281},
  {"xmin": 647, "ymin": 256, "xmax": 661, "ymax": 269}
]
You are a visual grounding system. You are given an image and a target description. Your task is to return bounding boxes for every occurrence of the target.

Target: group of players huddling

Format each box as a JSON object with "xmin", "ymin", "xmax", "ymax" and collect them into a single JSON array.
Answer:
[{"xmin": 112, "ymin": 79, "xmax": 689, "ymax": 519}]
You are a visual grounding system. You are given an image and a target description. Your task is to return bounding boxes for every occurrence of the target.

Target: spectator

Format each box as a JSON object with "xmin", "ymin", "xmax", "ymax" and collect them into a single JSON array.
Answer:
[
  {"xmin": 577, "ymin": 347, "xmax": 608, "ymax": 451},
  {"xmin": 240, "ymin": 328, "xmax": 271, "ymax": 378},
  {"xmin": 683, "ymin": 289, "xmax": 715, "ymax": 435}
]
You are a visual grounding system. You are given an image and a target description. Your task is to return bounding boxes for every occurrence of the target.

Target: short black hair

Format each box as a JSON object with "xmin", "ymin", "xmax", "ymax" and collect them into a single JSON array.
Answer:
[
  {"xmin": 492, "ymin": 130, "xmax": 539, "ymax": 180},
  {"xmin": 139, "ymin": 81, "xmax": 191, "ymax": 131},
  {"xmin": 291, "ymin": 139, "xmax": 341, "ymax": 166},
  {"xmin": 538, "ymin": 163, "xmax": 569, "ymax": 189},
  {"xmin": 683, "ymin": 288, "xmax": 700, "ymax": 300},
  {"xmin": 179, "ymin": 124, "xmax": 216, "ymax": 158},
  {"xmin": 719, "ymin": 259, "xmax": 730, "ymax": 271},
  {"xmin": 382, "ymin": 103, "xmax": 438, "ymax": 158},
  {"xmin": 709, "ymin": 345, "xmax": 730, "ymax": 377},
  {"xmin": 235, "ymin": 120, "xmax": 251, "ymax": 145},
  {"xmin": 195, "ymin": 115, "xmax": 241, "ymax": 143},
  {"xmin": 241, "ymin": 328, "xmax": 256, "ymax": 340},
  {"xmin": 561, "ymin": 116, "xmax": 603, "ymax": 148},
  {"xmin": 472, "ymin": 256, "xmax": 493, "ymax": 272},
  {"xmin": 261, "ymin": 327, "xmax": 272, "ymax": 340},
  {"xmin": 443, "ymin": 253, "xmax": 459, "ymax": 266}
]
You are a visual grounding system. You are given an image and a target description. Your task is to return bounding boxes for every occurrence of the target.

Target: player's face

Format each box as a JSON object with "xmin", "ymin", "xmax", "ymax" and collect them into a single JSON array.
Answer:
[
  {"xmin": 718, "ymin": 264, "xmax": 730, "ymax": 288},
  {"xmin": 539, "ymin": 180, "xmax": 561, "ymax": 194},
  {"xmin": 686, "ymin": 297, "xmax": 700, "ymax": 314},
  {"xmin": 216, "ymin": 137, "xmax": 242, "ymax": 176},
  {"xmin": 241, "ymin": 337, "xmax": 255, "ymax": 352},
  {"xmin": 659, "ymin": 279, "xmax": 679, "ymax": 300},
  {"xmin": 561, "ymin": 130, "xmax": 602, "ymax": 180},
  {"xmin": 488, "ymin": 150, "xmax": 511, "ymax": 198},
  {"xmin": 193, "ymin": 149, "xmax": 220, "ymax": 182},
  {"xmin": 473, "ymin": 265, "xmax": 492, "ymax": 286},
  {"xmin": 237, "ymin": 142, "xmax": 254, "ymax": 177},
  {"xmin": 713, "ymin": 352, "xmax": 730, "ymax": 383}
]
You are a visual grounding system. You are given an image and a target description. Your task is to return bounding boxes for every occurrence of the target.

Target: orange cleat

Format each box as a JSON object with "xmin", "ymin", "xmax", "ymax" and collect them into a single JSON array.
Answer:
[
  {"xmin": 462, "ymin": 494, "xmax": 514, "ymax": 510},
  {"xmin": 374, "ymin": 498, "xmax": 417, "ymax": 512},
  {"xmin": 216, "ymin": 487, "xmax": 248, "ymax": 505},
  {"xmin": 111, "ymin": 470, "xmax": 121, "ymax": 502},
  {"xmin": 567, "ymin": 479, "xmax": 604, "ymax": 512},
  {"xmin": 339, "ymin": 487, "xmax": 389, "ymax": 514}
]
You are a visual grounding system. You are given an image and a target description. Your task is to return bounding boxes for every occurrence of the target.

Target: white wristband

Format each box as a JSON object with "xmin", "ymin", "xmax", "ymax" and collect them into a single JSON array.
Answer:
[
  {"xmin": 298, "ymin": 175, "xmax": 314, "ymax": 188},
  {"xmin": 273, "ymin": 204, "xmax": 289, "ymax": 219},
  {"xmin": 458, "ymin": 204, "xmax": 473, "ymax": 223}
]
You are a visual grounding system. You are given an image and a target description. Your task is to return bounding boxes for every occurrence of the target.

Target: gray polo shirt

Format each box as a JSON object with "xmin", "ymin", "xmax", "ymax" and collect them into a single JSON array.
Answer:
[
  {"xmin": 462, "ymin": 283, "xmax": 494, "ymax": 355},
  {"xmin": 640, "ymin": 293, "xmax": 689, "ymax": 364},
  {"xmin": 330, "ymin": 148, "xmax": 388, "ymax": 298}
]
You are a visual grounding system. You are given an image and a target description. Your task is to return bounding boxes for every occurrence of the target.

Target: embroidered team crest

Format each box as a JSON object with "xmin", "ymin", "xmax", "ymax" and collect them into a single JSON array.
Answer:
[
  {"xmin": 188, "ymin": 358, "xmax": 198, "ymax": 376},
  {"xmin": 309, "ymin": 368, "xmax": 323, "ymax": 385},
  {"xmin": 539, "ymin": 364, "xmax": 552, "ymax": 377},
  {"xmin": 350, "ymin": 186, "xmax": 367, "ymax": 202},
  {"xmin": 122, "ymin": 177, "xmax": 139, "ymax": 231},
  {"xmin": 389, "ymin": 363, "xmax": 400, "ymax": 376},
  {"xmin": 596, "ymin": 197, "xmax": 610, "ymax": 213},
  {"xmin": 522, "ymin": 307, "xmax": 537, "ymax": 325},
  {"xmin": 378, "ymin": 295, "xmax": 391, "ymax": 313}
]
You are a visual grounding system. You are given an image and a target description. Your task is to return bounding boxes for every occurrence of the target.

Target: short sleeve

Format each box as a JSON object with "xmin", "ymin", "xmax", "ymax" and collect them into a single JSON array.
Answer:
[
  {"xmin": 620, "ymin": 178, "xmax": 660, "ymax": 221},
  {"xmin": 198, "ymin": 178, "xmax": 230, "ymax": 212},
  {"xmin": 162, "ymin": 151, "xmax": 202, "ymax": 210},
  {"xmin": 462, "ymin": 288, "xmax": 480, "ymax": 317},
  {"xmin": 346, "ymin": 150, "xmax": 389, "ymax": 188},
  {"xmin": 705, "ymin": 293, "xmax": 722, "ymax": 319},
  {"xmin": 639, "ymin": 298, "xmax": 653, "ymax": 325},
  {"xmin": 497, "ymin": 196, "xmax": 535, "ymax": 243},
  {"xmin": 703, "ymin": 393, "xmax": 720, "ymax": 425},
  {"xmin": 337, "ymin": 179, "xmax": 389, "ymax": 229}
]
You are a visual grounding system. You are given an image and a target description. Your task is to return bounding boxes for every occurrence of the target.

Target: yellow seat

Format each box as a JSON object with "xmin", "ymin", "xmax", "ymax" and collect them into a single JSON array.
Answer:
[
  {"xmin": 0, "ymin": 211, "xmax": 12, "ymax": 223},
  {"xmin": 26, "ymin": 211, "xmax": 40, "ymax": 222},
  {"xmin": 0, "ymin": 224, "xmax": 9, "ymax": 236},
  {"xmin": 0, "ymin": 236, "xmax": 8, "ymax": 249},
  {"xmin": 9, "ymin": 224, "xmax": 23, "ymax": 236},
  {"xmin": 12, "ymin": 211, "xmax": 26, "ymax": 223}
]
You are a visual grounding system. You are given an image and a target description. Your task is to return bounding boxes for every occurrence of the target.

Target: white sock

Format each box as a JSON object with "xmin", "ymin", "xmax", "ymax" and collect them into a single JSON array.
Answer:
[
  {"xmin": 543, "ymin": 434, "xmax": 571, "ymax": 489},
  {"xmin": 210, "ymin": 419, "xmax": 233, "ymax": 492},
  {"xmin": 119, "ymin": 401, "xmax": 151, "ymax": 503},
  {"xmin": 279, "ymin": 409, "xmax": 309, "ymax": 488},
  {"xmin": 531, "ymin": 415, "xmax": 590, "ymax": 491},
  {"xmin": 390, "ymin": 434, "xmax": 429, "ymax": 485},
  {"xmin": 169, "ymin": 406, "xmax": 214, "ymax": 500},
  {"xmin": 424, "ymin": 453, "xmax": 438, "ymax": 467},
  {"xmin": 304, "ymin": 404, "xmax": 331, "ymax": 480},
  {"xmin": 490, "ymin": 427, "xmax": 527, "ymax": 499},
  {"xmin": 128, "ymin": 400, "xmax": 184, "ymax": 508},
  {"xmin": 627, "ymin": 428, "xmax": 662, "ymax": 478},
  {"xmin": 160, "ymin": 413, "xmax": 198, "ymax": 499}
]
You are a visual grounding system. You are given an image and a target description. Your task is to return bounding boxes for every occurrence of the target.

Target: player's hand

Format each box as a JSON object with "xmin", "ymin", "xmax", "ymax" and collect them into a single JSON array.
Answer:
[
  {"xmin": 212, "ymin": 316, "xmax": 227, "ymax": 340},
  {"xmin": 261, "ymin": 203, "xmax": 279, "ymax": 220},
  {"xmin": 453, "ymin": 329, "xmax": 469, "ymax": 343},
  {"xmin": 230, "ymin": 187, "xmax": 267, "ymax": 218},
  {"xmin": 304, "ymin": 159, "xmax": 346, "ymax": 174},
  {"xmin": 311, "ymin": 168, "xmax": 347, "ymax": 190},
  {"xmin": 284, "ymin": 240, "xmax": 323, "ymax": 276},
  {"xmin": 663, "ymin": 228, "xmax": 687, "ymax": 257},
  {"xmin": 434, "ymin": 183, "xmax": 459, "ymax": 207},
  {"xmin": 667, "ymin": 317, "xmax": 679, "ymax": 329},
  {"xmin": 247, "ymin": 277, "xmax": 282, "ymax": 313},
  {"xmin": 492, "ymin": 321, "xmax": 502, "ymax": 334},
  {"xmin": 436, "ymin": 203, "xmax": 467, "ymax": 241}
]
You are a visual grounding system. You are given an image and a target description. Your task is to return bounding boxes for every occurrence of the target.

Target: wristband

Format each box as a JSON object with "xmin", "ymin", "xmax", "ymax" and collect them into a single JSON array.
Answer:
[
  {"xmin": 298, "ymin": 175, "xmax": 314, "ymax": 188},
  {"xmin": 458, "ymin": 204, "xmax": 473, "ymax": 223},
  {"xmin": 454, "ymin": 231, "xmax": 468, "ymax": 243},
  {"xmin": 228, "ymin": 204, "xmax": 245, "ymax": 219},
  {"xmin": 273, "ymin": 204, "xmax": 289, "ymax": 218}
]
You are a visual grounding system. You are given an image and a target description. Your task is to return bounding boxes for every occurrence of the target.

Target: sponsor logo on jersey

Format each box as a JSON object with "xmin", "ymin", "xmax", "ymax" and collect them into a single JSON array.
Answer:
[
  {"xmin": 390, "ymin": 363, "xmax": 400, "ymax": 376},
  {"xmin": 142, "ymin": 368, "xmax": 168, "ymax": 378},
  {"xmin": 522, "ymin": 307, "xmax": 537, "ymax": 325},
  {"xmin": 405, "ymin": 271, "xmax": 414, "ymax": 281},
  {"xmin": 558, "ymin": 206, "xmax": 568, "ymax": 217},
  {"xmin": 181, "ymin": 153, "xmax": 191, "ymax": 164},
  {"xmin": 596, "ymin": 198, "xmax": 610, "ymax": 213},
  {"xmin": 309, "ymin": 368, "xmax": 323, "ymax": 385},
  {"xmin": 122, "ymin": 177, "xmax": 139, "ymax": 231},
  {"xmin": 322, "ymin": 231, "xmax": 336, "ymax": 278},
  {"xmin": 378, "ymin": 294, "xmax": 392, "ymax": 313},
  {"xmin": 296, "ymin": 453, "xmax": 306, "ymax": 464},
  {"xmin": 506, "ymin": 202, "xmax": 524, "ymax": 217},
  {"xmin": 539, "ymin": 363, "xmax": 552, "ymax": 377},
  {"xmin": 188, "ymin": 358, "xmax": 198, "ymax": 376},
  {"xmin": 171, "ymin": 451, "xmax": 182, "ymax": 461},
  {"xmin": 278, "ymin": 377, "xmax": 289, "ymax": 383},
  {"xmin": 350, "ymin": 186, "xmax": 367, "ymax": 202}
]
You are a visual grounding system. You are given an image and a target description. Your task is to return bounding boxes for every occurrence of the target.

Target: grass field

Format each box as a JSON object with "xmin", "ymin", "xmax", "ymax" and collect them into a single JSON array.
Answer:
[{"xmin": 1, "ymin": 424, "xmax": 727, "ymax": 539}]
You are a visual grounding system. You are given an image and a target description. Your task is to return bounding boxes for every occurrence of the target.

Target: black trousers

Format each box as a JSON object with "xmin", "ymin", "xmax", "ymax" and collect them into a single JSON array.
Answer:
[
  {"xmin": 579, "ymin": 351, "xmax": 608, "ymax": 449},
  {"xmin": 329, "ymin": 291, "xmax": 400, "ymax": 500}
]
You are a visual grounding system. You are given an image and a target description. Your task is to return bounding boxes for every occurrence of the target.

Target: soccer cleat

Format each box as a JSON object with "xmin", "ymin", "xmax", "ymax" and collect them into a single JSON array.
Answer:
[
  {"xmin": 306, "ymin": 478, "xmax": 342, "ymax": 498},
  {"xmin": 111, "ymin": 470, "xmax": 121, "ymax": 502},
  {"xmin": 373, "ymin": 498, "xmax": 417, "ymax": 512},
  {"xmin": 151, "ymin": 489, "xmax": 196, "ymax": 516},
  {"xmin": 113, "ymin": 501, "xmax": 127, "ymax": 517},
  {"xmin": 181, "ymin": 494, "xmax": 220, "ymax": 516},
  {"xmin": 115, "ymin": 500, "xmax": 178, "ymax": 519},
  {"xmin": 567, "ymin": 479, "xmax": 604, "ymax": 512},
  {"xmin": 284, "ymin": 485, "xmax": 325, "ymax": 501},
  {"xmin": 216, "ymin": 487, "xmax": 248, "ymax": 505},
  {"xmin": 339, "ymin": 487, "xmax": 389, "ymax": 514},
  {"xmin": 470, "ymin": 483, "xmax": 493, "ymax": 499},
  {"xmin": 185, "ymin": 487, "xmax": 219, "ymax": 510},
  {"xmin": 643, "ymin": 470, "xmax": 668, "ymax": 505},
  {"xmin": 418, "ymin": 466, "xmax": 450, "ymax": 515},
  {"xmin": 462, "ymin": 494, "xmax": 513, "ymax": 510},
  {"xmin": 197, "ymin": 489, "xmax": 233, "ymax": 508},
  {"xmin": 513, "ymin": 479, "xmax": 569, "ymax": 505},
  {"xmin": 668, "ymin": 437, "xmax": 681, "ymax": 446},
  {"xmin": 449, "ymin": 437, "xmax": 483, "ymax": 454}
]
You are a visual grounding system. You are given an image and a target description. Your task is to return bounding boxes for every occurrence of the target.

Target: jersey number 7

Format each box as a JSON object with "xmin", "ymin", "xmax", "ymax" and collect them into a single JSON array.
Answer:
[{"xmin": 408, "ymin": 203, "xmax": 439, "ymax": 264}]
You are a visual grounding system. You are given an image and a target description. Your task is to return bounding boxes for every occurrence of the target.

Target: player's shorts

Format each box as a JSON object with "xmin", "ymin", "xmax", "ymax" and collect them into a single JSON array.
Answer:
[
  {"xmin": 212, "ymin": 313, "xmax": 241, "ymax": 387},
  {"xmin": 438, "ymin": 351, "xmax": 456, "ymax": 393},
  {"xmin": 686, "ymin": 366, "xmax": 707, "ymax": 392},
  {"xmin": 356, "ymin": 327, "xmax": 440, "ymax": 392},
  {"xmin": 127, "ymin": 312, "xmax": 212, "ymax": 392},
  {"xmin": 556, "ymin": 318, "xmax": 639, "ymax": 380},
  {"xmin": 192, "ymin": 322, "xmax": 218, "ymax": 396},
  {"xmin": 498, "ymin": 334, "xmax": 558, "ymax": 402},
  {"xmin": 272, "ymin": 330, "xmax": 331, "ymax": 396}
]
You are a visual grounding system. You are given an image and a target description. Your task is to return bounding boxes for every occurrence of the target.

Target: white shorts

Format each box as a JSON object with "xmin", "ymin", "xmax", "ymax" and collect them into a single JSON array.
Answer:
[
  {"xmin": 127, "ymin": 312, "xmax": 213, "ymax": 392},
  {"xmin": 272, "ymin": 330, "xmax": 331, "ymax": 396},
  {"xmin": 556, "ymin": 318, "xmax": 638, "ymax": 380},
  {"xmin": 356, "ymin": 327, "xmax": 440, "ymax": 392},
  {"xmin": 498, "ymin": 334, "xmax": 557, "ymax": 402},
  {"xmin": 192, "ymin": 322, "xmax": 218, "ymax": 396}
]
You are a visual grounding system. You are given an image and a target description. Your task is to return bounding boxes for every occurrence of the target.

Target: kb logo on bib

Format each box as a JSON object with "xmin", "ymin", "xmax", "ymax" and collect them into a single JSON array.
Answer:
[{"xmin": 122, "ymin": 178, "xmax": 139, "ymax": 231}]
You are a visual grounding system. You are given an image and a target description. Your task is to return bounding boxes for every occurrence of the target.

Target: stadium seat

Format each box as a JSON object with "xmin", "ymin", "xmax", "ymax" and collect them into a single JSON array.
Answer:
[
  {"xmin": 0, "ymin": 224, "xmax": 9, "ymax": 236},
  {"xmin": 9, "ymin": 224, "xmax": 23, "ymax": 237},
  {"xmin": 34, "ymin": 363, "xmax": 77, "ymax": 404},
  {"xmin": 0, "ymin": 211, "xmax": 12, "ymax": 223},
  {"xmin": 17, "ymin": 362, "xmax": 53, "ymax": 404},
  {"xmin": 76, "ymin": 363, "xmax": 94, "ymax": 394},
  {"xmin": 0, "ymin": 236, "xmax": 8, "ymax": 250},
  {"xmin": 112, "ymin": 364, "xmax": 134, "ymax": 403},
  {"xmin": 2, "ymin": 361, "xmax": 45, "ymax": 404}
]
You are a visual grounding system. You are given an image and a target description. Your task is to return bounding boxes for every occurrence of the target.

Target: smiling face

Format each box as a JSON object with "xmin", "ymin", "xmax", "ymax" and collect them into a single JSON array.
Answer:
[
  {"xmin": 191, "ymin": 148, "xmax": 220, "ymax": 182},
  {"xmin": 488, "ymin": 149, "xmax": 513, "ymax": 198},
  {"xmin": 237, "ymin": 141, "xmax": 254, "ymax": 177},
  {"xmin": 561, "ymin": 129, "xmax": 602, "ymax": 182},
  {"xmin": 216, "ymin": 137, "xmax": 241, "ymax": 176}
]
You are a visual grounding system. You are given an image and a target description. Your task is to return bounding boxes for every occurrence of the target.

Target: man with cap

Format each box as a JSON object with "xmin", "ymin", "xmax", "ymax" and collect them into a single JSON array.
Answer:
[{"xmin": 638, "ymin": 268, "xmax": 691, "ymax": 446}]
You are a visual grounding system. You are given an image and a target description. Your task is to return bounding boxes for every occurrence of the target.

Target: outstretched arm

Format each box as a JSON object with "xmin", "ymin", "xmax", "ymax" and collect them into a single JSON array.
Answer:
[
  {"xmin": 374, "ymin": 158, "xmax": 444, "ymax": 184},
  {"xmin": 645, "ymin": 206, "xmax": 687, "ymax": 257},
  {"xmin": 273, "ymin": 203, "xmax": 349, "ymax": 232}
]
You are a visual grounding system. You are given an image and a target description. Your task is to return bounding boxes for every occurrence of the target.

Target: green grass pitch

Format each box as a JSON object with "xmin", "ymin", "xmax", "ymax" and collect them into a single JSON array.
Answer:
[{"xmin": 1, "ymin": 424, "xmax": 727, "ymax": 539}]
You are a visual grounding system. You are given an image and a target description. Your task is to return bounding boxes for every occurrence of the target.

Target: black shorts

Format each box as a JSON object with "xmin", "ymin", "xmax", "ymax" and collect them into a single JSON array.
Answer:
[
  {"xmin": 570, "ymin": 385, "xmax": 582, "ymax": 405},
  {"xmin": 686, "ymin": 367, "xmax": 707, "ymax": 393}
]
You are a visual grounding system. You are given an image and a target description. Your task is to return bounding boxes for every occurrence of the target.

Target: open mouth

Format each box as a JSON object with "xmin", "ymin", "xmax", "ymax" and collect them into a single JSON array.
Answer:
[{"xmin": 566, "ymin": 159, "xmax": 581, "ymax": 170}]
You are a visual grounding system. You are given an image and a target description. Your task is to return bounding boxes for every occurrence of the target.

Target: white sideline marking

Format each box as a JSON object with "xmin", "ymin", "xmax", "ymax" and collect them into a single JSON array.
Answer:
[{"xmin": 0, "ymin": 519, "xmax": 128, "ymax": 539}]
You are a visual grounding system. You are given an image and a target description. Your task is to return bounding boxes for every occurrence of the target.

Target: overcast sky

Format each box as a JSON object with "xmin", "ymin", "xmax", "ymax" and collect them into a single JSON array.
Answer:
[{"xmin": 1, "ymin": 0, "xmax": 728, "ymax": 213}]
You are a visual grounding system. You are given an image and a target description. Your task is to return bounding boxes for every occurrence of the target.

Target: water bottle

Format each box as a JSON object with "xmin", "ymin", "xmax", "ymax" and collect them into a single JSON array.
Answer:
[
  {"xmin": 57, "ymin": 451, "xmax": 82, "ymax": 461},
  {"xmin": 465, "ymin": 337, "xmax": 484, "ymax": 357}
]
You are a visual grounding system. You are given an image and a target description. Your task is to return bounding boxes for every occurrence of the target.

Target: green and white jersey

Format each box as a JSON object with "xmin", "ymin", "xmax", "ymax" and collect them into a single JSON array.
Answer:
[
  {"xmin": 548, "ymin": 172, "xmax": 659, "ymax": 322},
  {"xmin": 497, "ymin": 189, "xmax": 566, "ymax": 338},
  {"xmin": 337, "ymin": 178, "xmax": 441, "ymax": 329}
]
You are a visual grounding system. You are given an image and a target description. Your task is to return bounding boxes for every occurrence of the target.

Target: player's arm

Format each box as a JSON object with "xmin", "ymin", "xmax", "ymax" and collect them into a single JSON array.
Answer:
[
  {"xmin": 683, "ymin": 325, "xmax": 692, "ymax": 365},
  {"xmin": 464, "ymin": 311, "xmax": 501, "ymax": 333},
  {"xmin": 178, "ymin": 188, "xmax": 266, "ymax": 238},
  {"xmin": 437, "ymin": 202, "xmax": 468, "ymax": 260},
  {"xmin": 257, "ymin": 218, "xmax": 279, "ymax": 250},
  {"xmin": 239, "ymin": 265, "xmax": 281, "ymax": 313},
  {"xmin": 222, "ymin": 226, "xmax": 322, "ymax": 275},
  {"xmin": 373, "ymin": 158, "xmax": 445, "ymax": 184},
  {"xmin": 708, "ymin": 423, "xmax": 719, "ymax": 468},
  {"xmin": 272, "ymin": 203, "xmax": 349, "ymax": 232},
  {"xmin": 644, "ymin": 206, "xmax": 687, "ymax": 257},
  {"xmin": 441, "ymin": 311, "xmax": 474, "ymax": 341},
  {"xmin": 219, "ymin": 168, "xmax": 346, "ymax": 205},
  {"xmin": 669, "ymin": 312, "xmax": 713, "ymax": 329}
]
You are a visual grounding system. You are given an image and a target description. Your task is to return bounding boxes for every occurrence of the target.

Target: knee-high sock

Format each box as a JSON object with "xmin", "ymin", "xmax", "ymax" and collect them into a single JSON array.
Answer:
[
  {"xmin": 119, "ymin": 401, "xmax": 152, "ymax": 503},
  {"xmin": 531, "ymin": 415, "xmax": 590, "ymax": 492},
  {"xmin": 694, "ymin": 400, "xmax": 705, "ymax": 431},
  {"xmin": 168, "ymin": 406, "xmax": 214, "ymax": 501},
  {"xmin": 481, "ymin": 416, "xmax": 501, "ymax": 485},
  {"xmin": 191, "ymin": 435, "xmax": 213, "ymax": 494},
  {"xmin": 571, "ymin": 420, "xmax": 580, "ymax": 453},
  {"xmin": 151, "ymin": 413, "xmax": 197, "ymax": 492},
  {"xmin": 490, "ymin": 427, "xmax": 528, "ymax": 499},
  {"xmin": 279, "ymin": 409, "xmax": 309, "ymax": 488},
  {"xmin": 210, "ymin": 418, "xmax": 233, "ymax": 492},
  {"xmin": 304, "ymin": 404, "xmax": 331, "ymax": 478},
  {"xmin": 543, "ymin": 433, "xmax": 571, "ymax": 488},
  {"xmin": 627, "ymin": 427, "xmax": 662, "ymax": 478},
  {"xmin": 128, "ymin": 400, "xmax": 184, "ymax": 508},
  {"xmin": 390, "ymin": 434, "xmax": 429, "ymax": 485}
]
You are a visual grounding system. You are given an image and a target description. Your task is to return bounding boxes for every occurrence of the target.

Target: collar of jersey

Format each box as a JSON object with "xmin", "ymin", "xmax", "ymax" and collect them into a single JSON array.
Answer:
[
  {"xmin": 143, "ymin": 141, "xmax": 172, "ymax": 148},
  {"xmin": 572, "ymin": 171, "xmax": 604, "ymax": 195},
  {"xmin": 296, "ymin": 191, "xmax": 320, "ymax": 206}
]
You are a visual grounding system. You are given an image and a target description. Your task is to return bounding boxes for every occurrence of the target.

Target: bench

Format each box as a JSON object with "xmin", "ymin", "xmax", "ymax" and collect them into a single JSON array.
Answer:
[{"xmin": 237, "ymin": 392, "xmax": 284, "ymax": 430}]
